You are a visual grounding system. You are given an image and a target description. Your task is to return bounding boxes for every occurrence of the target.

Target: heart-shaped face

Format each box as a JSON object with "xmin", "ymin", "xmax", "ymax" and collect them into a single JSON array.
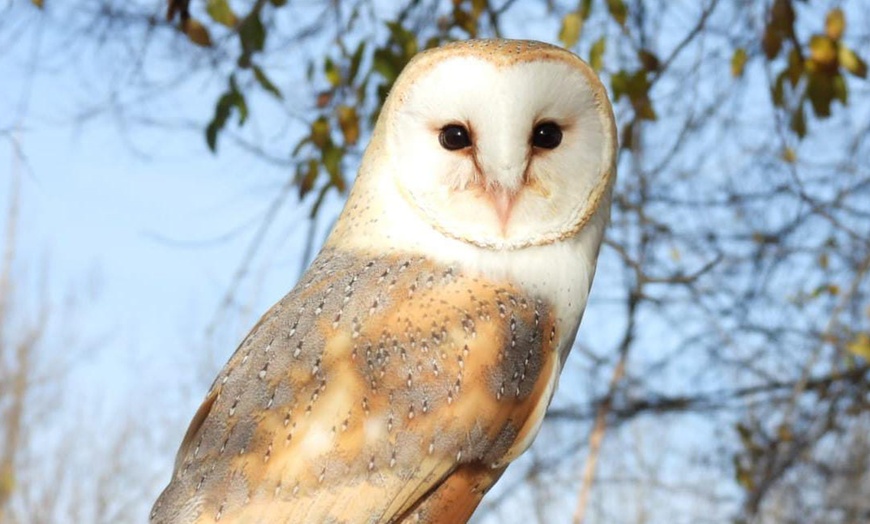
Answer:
[{"xmin": 374, "ymin": 39, "xmax": 617, "ymax": 251}]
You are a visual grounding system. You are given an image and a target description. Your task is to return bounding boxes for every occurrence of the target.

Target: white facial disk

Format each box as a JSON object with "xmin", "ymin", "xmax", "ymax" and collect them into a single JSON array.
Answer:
[{"xmin": 382, "ymin": 41, "xmax": 616, "ymax": 251}]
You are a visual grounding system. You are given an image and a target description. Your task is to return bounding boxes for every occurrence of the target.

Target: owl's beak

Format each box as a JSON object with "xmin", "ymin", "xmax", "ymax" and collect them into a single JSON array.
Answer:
[
  {"xmin": 489, "ymin": 185, "xmax": 519, "ymax": 234},
  {"xmin": 479, "ymin": 148, "xmax": 528, "ymax": 234}
]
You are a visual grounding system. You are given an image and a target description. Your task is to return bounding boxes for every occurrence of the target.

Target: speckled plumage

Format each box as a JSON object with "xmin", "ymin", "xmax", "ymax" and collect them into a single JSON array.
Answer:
[
  {"xmin": 152, "ymin": 250, "xmax": 557, "ymax": 523},
  {"xmin": 152, "ymin": 38, "xmax": 616, "ymax": 523}
]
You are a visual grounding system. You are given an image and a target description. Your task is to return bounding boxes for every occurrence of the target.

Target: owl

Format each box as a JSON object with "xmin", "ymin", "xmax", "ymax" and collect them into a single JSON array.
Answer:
[{"xmin": 151, "ymin": 39, "xmax": 616, "ymax": 523}]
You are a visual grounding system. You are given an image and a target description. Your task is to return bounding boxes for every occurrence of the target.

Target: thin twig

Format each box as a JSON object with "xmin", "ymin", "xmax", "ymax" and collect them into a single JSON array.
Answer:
[{"xmin": 573, "ymin": 291, "xmax": 638, "ymax": 524}]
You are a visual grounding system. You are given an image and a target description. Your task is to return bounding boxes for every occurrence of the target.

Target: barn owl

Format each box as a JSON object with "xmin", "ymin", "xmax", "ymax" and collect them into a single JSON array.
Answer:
[{"xmin": 151, "ymin": 39, "xmax": 616, "ymax": 523}]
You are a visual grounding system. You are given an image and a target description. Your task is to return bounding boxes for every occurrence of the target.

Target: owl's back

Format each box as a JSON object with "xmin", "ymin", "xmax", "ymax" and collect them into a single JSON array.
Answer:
[{"xmin": 151, "ymin": 248, "xmax": 558, "ymax": 524}]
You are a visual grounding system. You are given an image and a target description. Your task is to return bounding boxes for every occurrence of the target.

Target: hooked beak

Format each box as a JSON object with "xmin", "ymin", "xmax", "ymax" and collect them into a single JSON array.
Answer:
[
  {"xmin": 475, "ymin": 135, "xmax": 530, "ymax": 235},
  {"xmin": 488, "ymin": 184, "xmax": 520, "ymax": 235}
]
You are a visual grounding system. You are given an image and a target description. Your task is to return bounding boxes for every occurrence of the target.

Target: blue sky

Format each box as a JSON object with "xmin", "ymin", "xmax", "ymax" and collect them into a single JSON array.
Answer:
[
  {"xmin": 0, "ymin": 2, "xmax": 737, "ymax": 521},
  {"xmin": 1, "ymin": 4, "xmax": 334, "ymax": 503},
  {"xmin": 6, "ymin": 1, "xmax": 869, "ymax": 523},
  {"xmin": 1, "ymin": 4, "xmax": 629, "ymax": 520}
]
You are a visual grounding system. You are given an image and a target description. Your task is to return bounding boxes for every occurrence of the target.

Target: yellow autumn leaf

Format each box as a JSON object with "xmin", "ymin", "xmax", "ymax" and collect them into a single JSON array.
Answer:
[
  {"xmin": 559, "ymin": 12, "xmax": 583, "ymax": 48},
  {"xmin": 825, "ymin": 8, "xmax": 845, "ymax": 41},
  {"xmin": 324, "ymin": 58, "xmax": 341, "ymax": 87},
  {"xmin": 818, "ymin": 252, "xmax": 828, "ymax": 269},
  {"xmin": 809, "ymin": 35, "xmax": 837, "ymax": 69},
  {"xmin": 311, "ymin": 117, "xmax": 331, "ymax": 149},
  {"xmin": 336, "ymin": 105, "xmax": 359, "ymax": 146},
  {"xmin": 731, "ymin": 48, "xmax": 748, "ymax": 78},
  {"xmin": 846, "ymin": 332, "xmax": 870, "ymax": 360},
  {"xmin": 589, "ymin": 37, "xmax": 606, "ymax": 72},
  {"xmin": 839, "ymin": 45, "xmax": 868, "ymax": 78},
  {"xmin": 207, "ymin": 0, "xmax": 238, "ymax": 28}
]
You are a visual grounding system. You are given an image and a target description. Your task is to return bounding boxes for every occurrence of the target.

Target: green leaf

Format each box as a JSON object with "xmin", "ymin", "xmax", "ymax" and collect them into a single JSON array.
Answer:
[
  {"xmin": 786, "ymin": 48, "xmax": 803, "ymax": 85},
  {"xmin": 206, "ymin": 0, "xmax": 237, "ymax": 27},
  {"xmin": 373, "ymin": 48, "xmax": 400, "ymax": 83},
  {"xmin": 31, "ymin": 0, "xmax": 43, "ymax": 9},
  {"xmin": 348, "ymin": 42, "xmax": 366, "ymax": 84},
  {"xmin": 386, "ymin": 22, "xmax": 418, "ymax": 58},
  {"xmin": 790, "ymin": 103, "xmax": 806, "ymax": 138},
  {"xmin": 839, "ymin": 45, "xmax": 868, "ymax": 78},
  {"xmin": 606, "ymin": 0, "xmax": 627, "ymax": 26},
  {"xmin": 589, "ymin": 37, "xmax": 606, "ymax": 72},
  {"xmin": 205, "ymin": 81, "xmax": 247, "ymax": 152},
  {"xmin": 611, "ymin": 70, "xmax": 630, "ymax": 101},
  {"xmin": 612, "ymin": 70, "xmax": 656, "ymax": 120},
  {"xmin": 807, "ymin": 72, "xmax": 834, "ymax": 117},
  {"xmin": 269, "ymin": 0, "xmax": 287, "ymax": 5},
  {"xmin": 375, "ymin": 83, "xmax": 391, "ymax": 112},
  {"xmin": 559, "ymin": 12, "xmax": 583, "ymax": 48},
  {"xmin": 239, "ymin": 12, "xmax": 266, "ymax": 54},
  {"xmin": 321, "ymin": 143, "xmax": 344, "ymax": 190},
  {"xmin": 580, "ymin": 0, "xmax": 593, "ymax": 19},
  {"xmin": 253, "ymin": 65, "xmax": 282, "ymax": 98},
  {"xmin": 762, "ymin": 25, "xmax": 782, "ymax": 59},
  {"xmin": 228, "ymin": 77, "xmax": 248, "ymax": 124},
  {"xmin": 298, "ymin": 159, "xmax": 318, "ymax": 199},
  {"xmin": 626, "ymin": 70, "xmax": 651, "ymax": 99},
  {"xmin": 205, "ymin": 119, "xmax": 222, "ymax": 152},
  {"xmin": 731, "ymin": 48, "xmax": 748, "ymax": 78}
]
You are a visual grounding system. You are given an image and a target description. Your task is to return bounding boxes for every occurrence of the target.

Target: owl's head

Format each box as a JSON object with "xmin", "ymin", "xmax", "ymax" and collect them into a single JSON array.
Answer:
[{"xmin": 335, "ymin": 40, "xmax": 617, "ymax": 252}]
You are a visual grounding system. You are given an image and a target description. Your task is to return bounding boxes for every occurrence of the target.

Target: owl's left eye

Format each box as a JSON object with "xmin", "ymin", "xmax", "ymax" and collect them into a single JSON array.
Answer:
[
  {"xmin": 439, "ymin": 125, "xmax": 472, "ymax": 151},
  {"xmin": 532, "ymin": 122, "xmax": 563, "ymax": 149}
]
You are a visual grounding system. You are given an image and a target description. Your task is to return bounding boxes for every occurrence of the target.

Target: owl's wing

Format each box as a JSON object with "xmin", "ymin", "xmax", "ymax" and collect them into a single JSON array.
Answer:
[{"xmin": 150, "ymin": 251, "xmax": 560, "ymax": 524}]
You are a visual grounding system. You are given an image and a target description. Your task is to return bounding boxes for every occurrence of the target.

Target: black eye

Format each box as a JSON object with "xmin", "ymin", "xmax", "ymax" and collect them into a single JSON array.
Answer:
[
  {"xmin": 439, "ymin": 124, "xmax": 472, "ymax": 151},
  {"xmin": 532, "ymin": 122, "xmax": 562, "ymax": 149}
]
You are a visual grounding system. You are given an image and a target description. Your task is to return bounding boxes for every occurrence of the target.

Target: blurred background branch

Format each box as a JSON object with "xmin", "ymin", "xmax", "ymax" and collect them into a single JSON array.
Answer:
[{"xmin": 1, "ymin": 0, "xmax": 868, "ymax": 522}]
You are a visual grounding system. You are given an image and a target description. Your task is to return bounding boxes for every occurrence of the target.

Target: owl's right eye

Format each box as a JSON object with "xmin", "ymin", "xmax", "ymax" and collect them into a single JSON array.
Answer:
[{"xmin": 439, "ymin": 125, "xmax": 472, "ymax": 151}]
